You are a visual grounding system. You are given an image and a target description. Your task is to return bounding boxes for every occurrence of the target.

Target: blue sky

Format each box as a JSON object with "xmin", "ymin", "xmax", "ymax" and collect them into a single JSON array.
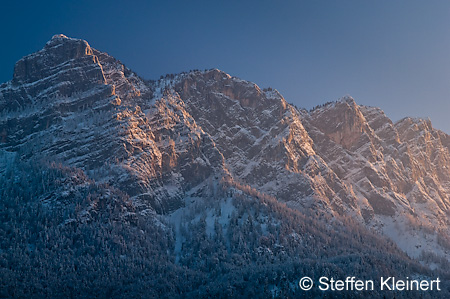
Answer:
[{"xmin": 2, "ymin": 1, "xmax": 450, "ymax": 131}]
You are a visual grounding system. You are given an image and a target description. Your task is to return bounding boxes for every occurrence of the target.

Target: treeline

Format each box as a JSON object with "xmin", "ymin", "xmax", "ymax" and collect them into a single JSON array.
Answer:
[{"xmin": 309, "ymin": 101, "xmax": 337, "ymax": 112}]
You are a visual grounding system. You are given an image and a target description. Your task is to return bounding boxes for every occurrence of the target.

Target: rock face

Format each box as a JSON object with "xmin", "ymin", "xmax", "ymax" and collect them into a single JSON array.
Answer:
[
  {"xmin": 1, "ymin": 35, "xmax": 449, "ymax": 264},
  {"xmin": 305, "ymin": 101, "xmax": 450, "ymax": 259},
  {"xmin": 0, "ymin": 34, "xmax": 227, "ymax": 214}
]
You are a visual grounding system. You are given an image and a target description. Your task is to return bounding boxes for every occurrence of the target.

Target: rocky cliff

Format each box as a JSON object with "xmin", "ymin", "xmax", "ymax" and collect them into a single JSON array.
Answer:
[{"xmin": 1, "ymin": 34, "xmax": 449, "ymax": 270}]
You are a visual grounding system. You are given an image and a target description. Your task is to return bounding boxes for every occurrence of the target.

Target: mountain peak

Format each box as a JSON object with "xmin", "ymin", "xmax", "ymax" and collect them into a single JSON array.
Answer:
[
  {"xmin": 396, "ymin": 116, "xmax": 432, "ymax": 129},
  {"xmin": 337, "ymin": 95, "xmax": 356, "ymax": 105},
  {"xmin": 13, "ymin": 34, "xmax": 96, "ymax": 84},
  {"xmin": 43, "ymin": 34, "xmax": 89, "ymax": 49},
  {"xmin": 51, "ymin": 33, "xmax": 69, "ymax": 40}
]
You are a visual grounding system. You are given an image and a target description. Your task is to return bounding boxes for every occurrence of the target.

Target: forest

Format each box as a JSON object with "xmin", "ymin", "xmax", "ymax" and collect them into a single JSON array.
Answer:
[{"xmin": 1, "ymin": 160, "xmax": 449, "ymax": 298}]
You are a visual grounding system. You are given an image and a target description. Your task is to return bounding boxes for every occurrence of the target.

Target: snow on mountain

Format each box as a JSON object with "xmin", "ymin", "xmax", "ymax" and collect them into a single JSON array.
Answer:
[
  {"xmin": 0, "ymin": 35, "xmax": 227, "ymax": 216},
  {"xmin": 1, "ymin": 34, "xmax": 449, "ymax": 270},
  {"xmin": 306, "ymin": 99, "xmax": 450, "ymax": 261}
]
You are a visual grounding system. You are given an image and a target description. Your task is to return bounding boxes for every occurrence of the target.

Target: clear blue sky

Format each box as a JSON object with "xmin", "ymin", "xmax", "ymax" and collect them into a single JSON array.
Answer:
[{"xmin": 2, "ymin": 1, "xmax": 450, "ymax": 132}]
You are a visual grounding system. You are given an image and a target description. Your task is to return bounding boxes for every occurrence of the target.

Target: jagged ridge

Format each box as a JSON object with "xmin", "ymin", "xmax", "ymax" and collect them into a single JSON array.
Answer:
[{"xmin": 1, "ymin": 35, "xmax": 449, "ymax": 270}]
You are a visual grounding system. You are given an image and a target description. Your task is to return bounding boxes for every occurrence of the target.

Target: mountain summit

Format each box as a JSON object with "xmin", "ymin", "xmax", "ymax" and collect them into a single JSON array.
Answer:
[{"xmin": 1, "ymin": 35, "xmax": 449, "ymax": 297}]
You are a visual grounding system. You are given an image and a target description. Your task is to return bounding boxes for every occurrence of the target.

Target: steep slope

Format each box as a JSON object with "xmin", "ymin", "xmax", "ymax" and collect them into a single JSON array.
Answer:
[
  {"xmin": 0, "ymin": 34, "xmax": 228, "ymax": 214},
  {"xmin": 167, "ymin": 71, "xmax": 450, "ymax": 264},
  {"xmin": 173, "ymin": 70, "xmax": 358, "ymax": 216},
  {"xmin": 305, "ymin": 98, "xmax": 450, "ymax": 261},
  {"xmin": 2, "ymin": 35, "xmax": 449, "ymax": 263},
  {"xmin": 1, "ymin": 35, "xmax": 450, "ymax": 297}
]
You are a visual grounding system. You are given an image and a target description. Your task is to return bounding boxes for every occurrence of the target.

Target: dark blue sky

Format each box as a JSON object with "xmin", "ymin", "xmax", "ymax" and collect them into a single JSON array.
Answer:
[{"xmin": 2, "ymin": 1, "xmax": 450, "ymax": 132}]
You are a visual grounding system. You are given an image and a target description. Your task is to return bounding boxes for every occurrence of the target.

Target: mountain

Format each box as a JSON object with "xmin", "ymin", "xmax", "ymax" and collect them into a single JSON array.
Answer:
[
  {"xmin": 1, "ymin": 35, "xmax": 449, "ymax": 298},
  {"xmin": 172, "ymin": 68, "xmax": 450, "ymax": 264},
  {"xmin": 306, "ymin": 100, "xmax": 450, "ymax": 260}
]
